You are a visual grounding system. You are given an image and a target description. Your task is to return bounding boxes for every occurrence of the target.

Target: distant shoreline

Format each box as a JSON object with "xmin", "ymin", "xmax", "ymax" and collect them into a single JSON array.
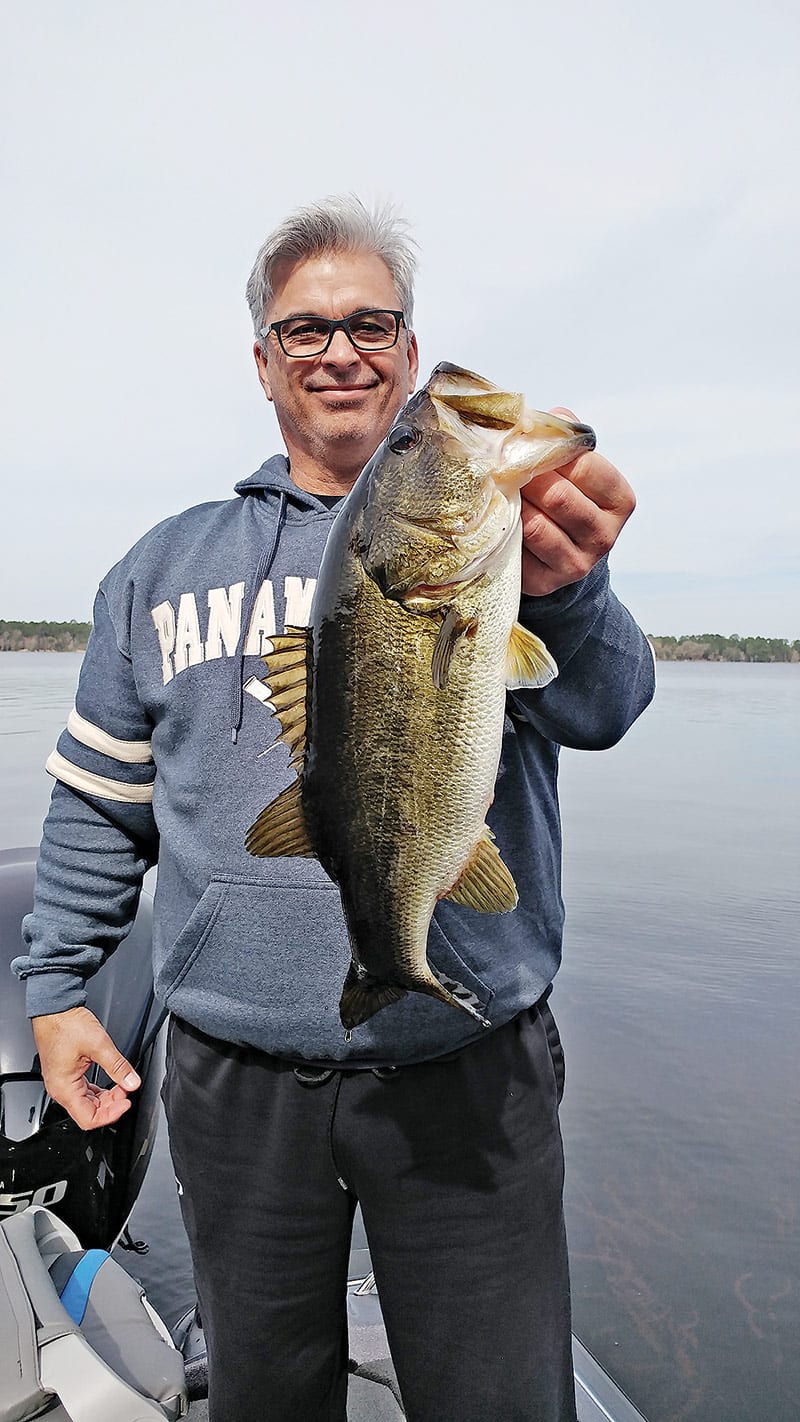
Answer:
[
  {"xmin": 648, "ymin": 635, "xmax": 799, "ymax": 663},
  {"xmin": 1, "ymin": 622, "xmax": 798, "ymax": 663}
]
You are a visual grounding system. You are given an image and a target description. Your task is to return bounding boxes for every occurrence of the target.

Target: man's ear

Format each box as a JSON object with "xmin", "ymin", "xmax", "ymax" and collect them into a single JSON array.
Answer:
[
  {"xmin": 254, "ymin": 342, "xmax": 274, "ymax": 403},
  {"xmin": 406, "ymin": 330, "xmax": 420, "ymax": 395}
]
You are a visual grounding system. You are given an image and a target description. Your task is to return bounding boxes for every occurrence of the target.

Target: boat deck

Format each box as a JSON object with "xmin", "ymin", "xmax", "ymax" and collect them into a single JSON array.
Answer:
[{"xmin": 185, "ymin": 1336, "xmax": 648, "ymax": 1420}]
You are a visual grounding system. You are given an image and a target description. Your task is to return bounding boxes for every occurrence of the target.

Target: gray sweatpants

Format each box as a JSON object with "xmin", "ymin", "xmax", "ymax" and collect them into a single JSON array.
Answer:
[{"xmin": 162, "ymin": 1001, "xmax": 577, "ymax": 1422}]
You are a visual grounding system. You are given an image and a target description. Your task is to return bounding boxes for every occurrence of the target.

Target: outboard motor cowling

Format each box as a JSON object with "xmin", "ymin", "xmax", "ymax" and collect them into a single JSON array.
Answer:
[{"xmin": 0, "ymin": 847, "xmax": 166, "ymax": 1249}]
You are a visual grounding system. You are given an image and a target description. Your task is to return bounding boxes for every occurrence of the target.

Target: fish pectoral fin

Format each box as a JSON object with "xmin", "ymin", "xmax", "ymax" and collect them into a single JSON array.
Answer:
[
  {"xmin": 339, "ymin": 966, "xmax": 408, "ymax": 1031},
  {"xmin": 506, "ymin": 623, "xmax": 558, "ymax": 690},
  {"xmin": 245, "ymin": 778, "xmax": 315, "ymax": 858},
  {"xmin": 444, "ymin": 826, "xmax": 518, "ymax": 913},
  {"xmin": 431, "ymin": 607, "xmax": 477, "ymax": 690},
  {"xmin": 255, "ymin": 628, "xmax": 311, "ymax": 765}
]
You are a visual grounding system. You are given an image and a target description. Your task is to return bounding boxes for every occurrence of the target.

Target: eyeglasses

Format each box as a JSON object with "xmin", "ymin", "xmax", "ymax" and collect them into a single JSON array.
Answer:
[{"xmin": 260, "ymin": 309, "xmax": 406, "ymax": 358}]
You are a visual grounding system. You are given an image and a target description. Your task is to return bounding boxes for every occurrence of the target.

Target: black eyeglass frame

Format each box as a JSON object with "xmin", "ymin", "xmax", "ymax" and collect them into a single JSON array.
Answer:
[{"xmin": 259, "ymin": 309, "xmax": 406, "ymax": 358}]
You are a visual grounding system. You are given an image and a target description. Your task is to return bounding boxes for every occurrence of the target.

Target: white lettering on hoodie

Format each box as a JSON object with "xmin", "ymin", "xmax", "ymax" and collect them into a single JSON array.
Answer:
[
  {"xmin": 150, "ymin": 577, "xmax": 316, "ymax": 685},
  {"xmin": 284, "ymin": 576, "xmax": 316, "ymax": 627},
  {"xmin": 242, "ymin": 581, "xmax": 277, "ymax": 656},
  {"xmin": 206, "ymin": 582, "xmax": 245, "ymax": 660},
  {"xmin": 174, "ymin": 594, "xmax": 204, "ymax": 674}
]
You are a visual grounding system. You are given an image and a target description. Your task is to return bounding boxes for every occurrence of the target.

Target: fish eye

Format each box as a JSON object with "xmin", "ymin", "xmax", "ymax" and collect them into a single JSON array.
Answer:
[{"xmin": 388, "ymin": 424, "xmax": 420, "ymax": 454}]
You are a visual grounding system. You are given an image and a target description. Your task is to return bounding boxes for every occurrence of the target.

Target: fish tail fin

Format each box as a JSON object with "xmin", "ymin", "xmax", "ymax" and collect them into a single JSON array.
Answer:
[{"xmin": 339, "ymin": 966, "xmax": 408, "ymax": 1031}]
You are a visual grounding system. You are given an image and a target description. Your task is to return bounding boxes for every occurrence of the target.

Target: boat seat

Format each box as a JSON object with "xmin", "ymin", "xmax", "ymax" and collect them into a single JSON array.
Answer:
[{"xmin": 0, "ymin": 1205, "xmax": 186, "ymax": 1422}]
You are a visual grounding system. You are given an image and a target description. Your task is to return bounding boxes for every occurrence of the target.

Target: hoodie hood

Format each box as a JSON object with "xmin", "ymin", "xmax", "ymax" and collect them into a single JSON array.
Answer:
[{"xmin": 234, "ymin": 455, "xmax": 337, "ymax": 516}]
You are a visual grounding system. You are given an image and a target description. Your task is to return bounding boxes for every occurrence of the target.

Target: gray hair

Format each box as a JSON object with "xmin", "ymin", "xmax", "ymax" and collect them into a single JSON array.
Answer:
[{"xmin": 246, "ymin": 194, "xmax": 418, "ymax": 343}]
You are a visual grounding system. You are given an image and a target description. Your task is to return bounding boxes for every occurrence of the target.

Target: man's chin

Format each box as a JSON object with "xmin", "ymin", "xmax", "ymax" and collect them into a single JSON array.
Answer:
[
  {"xmin": 321, "ymin": 422, "xmax": 376, "ymax": 448},
  {"xmin": 315, "ymin": 409, "xmax": 384, "ymax": 445}
]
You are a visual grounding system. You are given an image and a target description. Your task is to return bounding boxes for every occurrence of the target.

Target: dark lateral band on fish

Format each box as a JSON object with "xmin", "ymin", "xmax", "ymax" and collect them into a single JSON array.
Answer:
[{"xmin": 245, "ymin": 363, "xmax": 592, "ymax": 1034}]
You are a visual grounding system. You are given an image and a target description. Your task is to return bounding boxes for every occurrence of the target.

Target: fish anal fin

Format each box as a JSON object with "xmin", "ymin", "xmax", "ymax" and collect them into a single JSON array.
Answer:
[
  {"xmin": 506, "ymin": 623, "xmax": 558, "ymax": 690},
  {"xmin": 339, "ymin": 966, "xmax": 407, "ymax": 1030},
  {"xmin": 245, "ymin": 778, "xmax": 315, "ymax": 858},
  {"xmin": 444, "ymin": 826, "xmax": 518, "ymax": 913}
]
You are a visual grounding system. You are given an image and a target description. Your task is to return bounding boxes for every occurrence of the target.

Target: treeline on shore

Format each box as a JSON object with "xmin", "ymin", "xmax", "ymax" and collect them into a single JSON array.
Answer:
[
  {"xmin": 0, "ymin": 620, "xmax": 92, "ymax": 652},
  {"xmin": 650, "ymin": 634, "xmax": 800, "ymax": 663},
  {"xmin": 1, "ymin": 621, "xmax": 798, "ymax": 663}
]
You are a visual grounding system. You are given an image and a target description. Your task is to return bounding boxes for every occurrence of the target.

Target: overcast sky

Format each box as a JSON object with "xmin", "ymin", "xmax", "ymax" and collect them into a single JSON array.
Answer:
[{"xmin": 2, "ymin": 1, "xmax": 798, "ymax": 637}]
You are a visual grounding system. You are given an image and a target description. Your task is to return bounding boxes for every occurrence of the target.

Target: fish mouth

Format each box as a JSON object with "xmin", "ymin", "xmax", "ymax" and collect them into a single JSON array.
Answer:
[{"xmin": 423, "ymin": 363, "xmax": 596, "ymax": 485}]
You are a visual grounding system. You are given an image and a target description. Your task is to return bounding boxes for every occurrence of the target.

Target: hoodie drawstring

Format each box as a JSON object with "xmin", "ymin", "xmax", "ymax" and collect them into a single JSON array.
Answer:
[{"xmin": 230, "ymin": 490, "xmax": 288, "ymax": 744}]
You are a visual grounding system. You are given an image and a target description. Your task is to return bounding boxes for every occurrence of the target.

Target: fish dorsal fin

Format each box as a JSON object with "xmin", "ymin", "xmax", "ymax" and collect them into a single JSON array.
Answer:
[
  {"xmin": 258, "ymin": 627, "xmax": 311, "ymax": 768},
  {"xmin": 431, "ymin": 607, "xmax": 477, "ymax": 690},
  {"xmin": 245, "ymin": 778, "xmax": 315, "ymax": 858},
  {"xmin": 444, "ymin": 826, "xmax": 518, "ymax": 913},
  {"xmin": 506, "ymin": 623, "xmax": 558, "ymax": 690}
]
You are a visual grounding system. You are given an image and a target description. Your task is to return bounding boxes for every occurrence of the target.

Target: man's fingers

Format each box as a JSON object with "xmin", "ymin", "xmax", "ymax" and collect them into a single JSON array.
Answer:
[
  {"xmin": 519, "ymin": 422, "xmax": 637, "ymax": 597},
  {"xmin": 521, "ymin": 526, "xmax": 596, "ymax": 595},
  {"xmin": 32, "ymin": 1007, "xmax": 140, "ymax": 1130},
  {"xmin": 563, "ymin": 454, "xmax": 636, "ymax": 520},
  {"xmin": 524, "ymin": 454, "xmax": 635, "ymax": 519},
  {"xmin": 545, "ymin": 408, "xmax": 636, "ymax": 517},
  {"xmin": 522, "ymin": 473, "xmax": 610, "ymax": 556},
  {"xmin": 68, "ymin": 1082, "xmax": 133, "ymax": 1131}
]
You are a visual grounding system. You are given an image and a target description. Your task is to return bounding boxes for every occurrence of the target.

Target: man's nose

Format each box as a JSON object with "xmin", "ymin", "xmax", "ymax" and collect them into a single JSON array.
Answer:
[{"xmin": 322, "ymin": 327, "xmax": 360, "ymax": 367}]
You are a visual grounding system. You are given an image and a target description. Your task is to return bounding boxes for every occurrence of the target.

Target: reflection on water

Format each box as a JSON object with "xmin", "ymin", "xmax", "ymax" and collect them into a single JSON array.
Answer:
[{"xmin": 1, "ymin": 654, "xmax": 798, "ymax": 1422}]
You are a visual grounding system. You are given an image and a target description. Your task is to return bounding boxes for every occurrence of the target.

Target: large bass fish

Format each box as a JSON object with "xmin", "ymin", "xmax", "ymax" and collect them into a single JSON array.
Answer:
[{"xmin": 246, "ymin": 363, "xmax": 595, "ymax": 1033}]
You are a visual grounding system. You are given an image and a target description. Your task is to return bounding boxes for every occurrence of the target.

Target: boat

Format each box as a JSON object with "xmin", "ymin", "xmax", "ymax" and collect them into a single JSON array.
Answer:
[{"xmin": 0, "ymin": 847, "xmax": 648, "ymax": 1421}]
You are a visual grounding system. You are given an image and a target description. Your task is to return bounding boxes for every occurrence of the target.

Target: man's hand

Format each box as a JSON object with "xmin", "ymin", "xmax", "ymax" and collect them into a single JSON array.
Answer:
[
  {"xmin": 521, "ymin": 408, "xmax": 636, "ymax": 597},
  {"xmin": 32, "ymin": 1006, "xmax": 141, "ymax": 1130}
]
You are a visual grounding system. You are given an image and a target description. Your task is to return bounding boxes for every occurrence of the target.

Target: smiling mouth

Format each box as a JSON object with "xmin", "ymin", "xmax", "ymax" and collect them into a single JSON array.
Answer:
[{"xmin": 308, "ymin": 383, "xmax": 379, "ymax": 394}]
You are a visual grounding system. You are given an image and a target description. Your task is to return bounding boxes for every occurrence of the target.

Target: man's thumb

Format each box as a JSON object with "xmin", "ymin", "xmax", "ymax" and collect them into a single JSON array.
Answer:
[{"xmin": 94, "ymin": 1032, "xmax": 140, "ymax": 1091}]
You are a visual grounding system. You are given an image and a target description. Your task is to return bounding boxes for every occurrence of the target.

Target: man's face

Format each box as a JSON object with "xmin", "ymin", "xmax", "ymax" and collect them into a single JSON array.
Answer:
[{"xmin": 254, "ymin": 249, "xmax": 419, "ymax": 484}]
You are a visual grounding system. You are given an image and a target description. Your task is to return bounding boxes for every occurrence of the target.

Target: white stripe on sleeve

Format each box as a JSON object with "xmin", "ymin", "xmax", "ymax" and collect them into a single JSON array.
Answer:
[
  {"xmin": 46, "ymin": 750, "xmax": 155, "ymax": 804},
  {"xmin": 67, "ymin": 708, "xmax": 153, "ymax": 763}
]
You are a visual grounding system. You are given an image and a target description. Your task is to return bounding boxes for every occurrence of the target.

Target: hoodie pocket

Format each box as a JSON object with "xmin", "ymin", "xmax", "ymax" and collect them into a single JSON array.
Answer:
[
  {"xmin": 159, "ymin": 881, "xmax": 230, "ymax": 995},
  {"xmin": 155, "ymin": 875, "xmax": 354, "ymax": 1053}
]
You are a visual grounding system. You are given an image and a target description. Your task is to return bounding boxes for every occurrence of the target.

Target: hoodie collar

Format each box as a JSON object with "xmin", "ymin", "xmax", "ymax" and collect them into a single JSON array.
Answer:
[{"xmin": 234, "ymin": 455, "xmax": 337, "ymax": 515}]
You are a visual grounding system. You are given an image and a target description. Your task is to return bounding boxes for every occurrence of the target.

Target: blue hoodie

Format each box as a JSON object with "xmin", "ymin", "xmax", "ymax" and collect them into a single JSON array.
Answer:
[{"xmin": 14, "ymin": 455, "xmax": 655, "ymax": 1066}]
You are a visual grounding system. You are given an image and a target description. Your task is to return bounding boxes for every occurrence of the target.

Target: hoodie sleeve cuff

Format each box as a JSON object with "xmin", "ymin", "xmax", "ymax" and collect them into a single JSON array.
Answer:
[
  {"xmin": 518, "ymin": 555, "xmax": 610, "ymax": 625},
  {"xmin": 12, "ymin": 962, "xmax": 89, "ymax": 1018}
]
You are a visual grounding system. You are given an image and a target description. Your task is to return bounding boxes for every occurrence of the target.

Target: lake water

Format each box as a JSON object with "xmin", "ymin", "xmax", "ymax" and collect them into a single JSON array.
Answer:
[{"xmin": 1, "ymin": 652, "xmax": 798, "ymax": 1422}]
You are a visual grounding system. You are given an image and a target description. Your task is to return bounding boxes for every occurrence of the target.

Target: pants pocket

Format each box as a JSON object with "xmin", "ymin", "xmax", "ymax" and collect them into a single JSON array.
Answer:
[{"xmin": 538, "ymin": 998, "xmax": 565, "ymax": 1105}]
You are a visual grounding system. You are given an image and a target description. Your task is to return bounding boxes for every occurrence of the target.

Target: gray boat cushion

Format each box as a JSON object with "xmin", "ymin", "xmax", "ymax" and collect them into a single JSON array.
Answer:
[
  {"xmin": 0, "ymin": 1206, "xmax": 186, "ymax": 1422},
  {"xmin": 0, "ymin": 1227, "xmax": 42, "ymax": 1422},
  {"xmin": 48, "ymin": 1248, "xmax": 186, "ymax": 1418}
]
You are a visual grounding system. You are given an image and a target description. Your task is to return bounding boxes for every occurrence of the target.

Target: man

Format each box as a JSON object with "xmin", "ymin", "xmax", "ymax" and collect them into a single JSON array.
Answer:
[{"xmin": 14, "ymin": 196, "xmax": 655, "ymax": 1421}]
